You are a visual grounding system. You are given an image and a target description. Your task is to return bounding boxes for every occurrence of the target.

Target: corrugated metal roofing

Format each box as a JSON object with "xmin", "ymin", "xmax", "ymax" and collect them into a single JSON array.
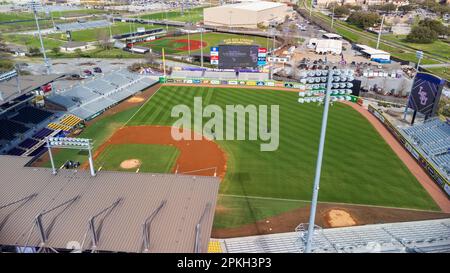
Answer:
[
  {"xmin": 212, "ymin": 1, "xmax": 285, "ymax": 11},
  {"xmin": 0, "ymin": 156, "xmax": 219, "ymax": 253}
]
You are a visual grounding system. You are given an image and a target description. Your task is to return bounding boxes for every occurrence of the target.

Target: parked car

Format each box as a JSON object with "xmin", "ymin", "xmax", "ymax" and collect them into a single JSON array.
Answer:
[
  {"xmin": 83, "ymin": 69, "xmax": 93, "ymax": 76},
  {"xmin": 93, "ymin": 67, "xmax": 102, "ymax": 73}
]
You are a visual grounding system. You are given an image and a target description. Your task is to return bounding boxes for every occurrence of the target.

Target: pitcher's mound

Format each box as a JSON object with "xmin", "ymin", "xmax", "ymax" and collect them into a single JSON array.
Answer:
[
  {"xmin": 326, "ymin": 209, "xmax": 357, "ymax": 227},
  {"xmin": 127, "ymin": 97, "xmax": 145, "ymax": 103},
  {"xmin": 120, "ymin": 159, "xmax": 141, "ymax": 169}
]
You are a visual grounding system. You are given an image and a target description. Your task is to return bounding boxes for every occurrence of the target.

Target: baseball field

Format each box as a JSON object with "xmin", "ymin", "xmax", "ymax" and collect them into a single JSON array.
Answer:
[
  {"xmin": 138, "ymin": 33, "xmax": 271, "ymax": 55},
  {"xmin": 40, "ymin": 85, "xmax": 442, "ymax": 232}
]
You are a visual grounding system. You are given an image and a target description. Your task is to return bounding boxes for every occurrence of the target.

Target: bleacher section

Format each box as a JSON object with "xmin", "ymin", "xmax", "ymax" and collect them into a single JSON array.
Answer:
[
  {"xmin": 46, "ymin": 69, "xmax": 158, "ymax": 120},
  {"xmin": 48, "ymin": 122, "xmax": 72, "ymax": 132},
  {"xmin": 219, "ymin": 218, "xmax": 450, "ymax": 253},
  {"xmin": 55, "ymin": 20, "xmax": 111, "ymax": 32},
  {"xmin": 59, "ymin": 114, "xmax": 82, "ymax": 128},
  {"xmin": 403, "ymin": 118, "xmax": 450, "ymax": 176},
  {"xmin": 10, "ymin": 106, "xmax": 53, "ymax": 125}
]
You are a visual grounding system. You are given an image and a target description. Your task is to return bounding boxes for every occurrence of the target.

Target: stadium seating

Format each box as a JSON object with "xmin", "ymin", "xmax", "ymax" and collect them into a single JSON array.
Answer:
[
  {"xmin": 0, "ymin": 120, "xmax": 29, "ymax": 141},
  {"xmin": 221, "ymin": 219, "xmax": 450, "ymax": 253},
  {"xmin": 55, "ymin": 20, "xmax": 111, "ymax": 32},
  {"xmin": 48, "ymin": 123, "xmax": 72, "ymax": 132},
  {"xmin": 46, "ymin": 69, "xmax": 158, "ymax": 120},
  {"xmin": 207, "ymin": 241, "xmax": 223, "ymax": 253},
  {"xmin": 403, "ymin": 118, "xmax": 450, "ymax": 174},
  {"xmin": 33, "ymin": 128, "xmax": 54, "ymax": 140},
  {"xmin": 59, "ymin": 115, "xmax": 82, "ymax": 128},
  {"xmin": 11, "ymin": 107, "xmax": 53, "ymax": 125},
  {"xmin": 6, "ymin": 147, "xmax": 26, "ymax": 156},
  {"xmin": 18, "ymin": 138, "xmax": 39, "ymax": 149}
]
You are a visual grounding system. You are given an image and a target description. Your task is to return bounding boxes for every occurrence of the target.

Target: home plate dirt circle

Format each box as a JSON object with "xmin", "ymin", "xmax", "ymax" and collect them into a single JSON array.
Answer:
[{"xmin": 120, "ymin": 159, "xmax": 141, "ymax": 169}]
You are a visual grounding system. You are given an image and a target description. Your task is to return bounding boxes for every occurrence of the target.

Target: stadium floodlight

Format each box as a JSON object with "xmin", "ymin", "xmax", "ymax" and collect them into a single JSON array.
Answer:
[
  {"xmin": 28, "ymin": 0, "xmax": 51, "ymax": 75},
  {"xmin": 45, "ymin": 137, "xmax": 95, "ymax": 177},
  {"xmin": 297, "ymin": 67, "xmax": 354, "ymax": 253}
]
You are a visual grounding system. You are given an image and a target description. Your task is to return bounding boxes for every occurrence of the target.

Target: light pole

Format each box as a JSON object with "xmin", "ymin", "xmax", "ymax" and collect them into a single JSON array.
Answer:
[
  {"xmin": 376, "ymin": 15, "xmax": 385, "ymax": 49},
  {"xmin": 331, "ymin": 5, "xmax": 335, "ymax": 29},
  {"xmin": 31, "ymin": 1, "xmax": 51, "ymax": 75},
  {"xmin": 298, "ymin": 68, "xmax": 355, "ymax": 253},
  {"xmin": 200, "ymin": 27, "xmax": 204, "ymax": 67},
  {"xmin": 304, "ymin": 67, "xmax": 333, "ymax": 253},
  {"xmin": 229, "ymin": 11, "xmax": 232, "ymax": 30}
]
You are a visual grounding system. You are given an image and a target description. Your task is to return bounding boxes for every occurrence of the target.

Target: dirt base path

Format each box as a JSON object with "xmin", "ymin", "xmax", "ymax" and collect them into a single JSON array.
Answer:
[
  {"xmin": 342, "ymin": 101, "xmax": 450, "ymax": 213},
  {"xmin": 93, "ymin": 125, "xmax": 227, "ymax": 178},
  {"xmin": 212, "ymin": 202, "xmax": 450, "ymax": 238}
]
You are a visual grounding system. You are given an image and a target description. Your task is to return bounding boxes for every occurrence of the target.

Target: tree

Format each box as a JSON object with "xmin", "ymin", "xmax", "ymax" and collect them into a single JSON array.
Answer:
[
  {"xmin": 398, "ymin": 5, "xmax": 414, "ymax": 13},
  {"xmin": 418, "ymin": 18, "xmax": 448, "ymax": 36},
  {"xmin": 406, "ymin": 26, "xmax": 438, "ymax": 43},
  {"xmin": 74, "ymin": 48, "xmax": 82, "ymax": 57},
  {"xmin": 28, "ymin": 47, "xmax": 41, "ymax": 56},
  {"xmin": 333, "ymin": 5, "xmax": 351, "ymax": 17},
  {"xmin": 51, "ymin": 47, "xmax": 60, "ymax": 55},
  {"xmin": 97, "ymin": 29, "xmax": 112, "ymax": 50},
  {"xmin": 347, "ymin": 12, "xmax": 381, "ymax": 29}
]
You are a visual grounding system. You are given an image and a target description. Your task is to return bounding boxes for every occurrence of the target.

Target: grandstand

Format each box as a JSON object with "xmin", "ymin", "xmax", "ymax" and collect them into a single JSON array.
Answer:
[
  {"xmin": 217, "ymin": 218, "xmax": 450, "ymax": 253},
  {"xmin": 46, "ymin": 69, "xmax": 158, "ymax": 120},
  {"xmin": 403, "ymin": 118, "xmax": 450, "ymax": 177},
  {"xmin": 55, "ymin": 20, "xmax": 111, "ymax": 32}
]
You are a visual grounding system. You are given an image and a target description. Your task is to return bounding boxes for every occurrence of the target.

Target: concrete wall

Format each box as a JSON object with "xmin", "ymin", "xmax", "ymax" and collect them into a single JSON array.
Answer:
[{"xmin": 204, "ymin": 5, "xmax": 288, "ymax": 28}]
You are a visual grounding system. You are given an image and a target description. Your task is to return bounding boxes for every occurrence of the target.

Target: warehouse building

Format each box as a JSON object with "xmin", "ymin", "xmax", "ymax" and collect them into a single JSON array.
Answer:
[
  {"xmin": 354, "ymin": 44, "xmax": 391, "ymax": 61},
  {"xmin": 203, "ymin": 1, "xmax": 292, "ymax": 29},
  {"xmin": 308, "ymin": 38, "xmax": 343, "ymax": 55}
]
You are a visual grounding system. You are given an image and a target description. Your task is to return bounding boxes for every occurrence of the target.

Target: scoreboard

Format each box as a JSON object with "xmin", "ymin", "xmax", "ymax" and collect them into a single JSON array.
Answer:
[{"xmin": 210, "ymin": 45, "xmax": 267, "ymax": 69}]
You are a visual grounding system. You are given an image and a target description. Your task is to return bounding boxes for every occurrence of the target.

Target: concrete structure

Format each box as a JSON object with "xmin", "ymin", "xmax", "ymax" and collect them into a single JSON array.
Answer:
[
  {"xmin": 60, "ymin": 41, "xmax": 95, "ymax": 52},
  {"xmin": 309, "ymin": 38, "xmax": 343, "ymax": 54},
  {"xmin": 0, "ymin": 155, "xmax": 219, "ymax": 253},
  {"xmin": 203, "ymin": 1, "xmax": 291, "ymax": 29},
  {"xmin": 354, "ymin": 44, "xmax": 391, "ymax": 60}
]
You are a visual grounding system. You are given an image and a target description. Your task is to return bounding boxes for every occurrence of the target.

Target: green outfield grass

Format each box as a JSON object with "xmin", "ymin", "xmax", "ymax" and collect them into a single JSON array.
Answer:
[
  {"xmin": 214, "ymin": 195, "xmax": 309, "ymax": 229},
  {"xmin": 140, "ymin": 32, "xmax": 271, "ymax": 55},
  {"xmin": 96, "ymin": 144, "xmax": 179, "ymax": 173},
  {"xmin": 42, "ymin": 85, "xmax": 439, "ymax": 229},
  {"xmin": 127, "ymin": 86, "xmax": 438, "ymax": 216},
  {"xmin": 139, "ymin": 6, "xmax": 204, "ymax": 23}
]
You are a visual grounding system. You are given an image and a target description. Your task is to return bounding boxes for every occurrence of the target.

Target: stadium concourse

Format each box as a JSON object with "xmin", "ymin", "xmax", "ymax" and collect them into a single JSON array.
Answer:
[{"xmin": 209, "ymin": 218, "xmax": 450, "ymax": 253}]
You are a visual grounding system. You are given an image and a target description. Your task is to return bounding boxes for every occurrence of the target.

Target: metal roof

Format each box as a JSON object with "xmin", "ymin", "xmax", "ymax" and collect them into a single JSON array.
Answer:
[
  {"xmin": 213, "ymin": 1, "xmax": 286, "ymax": 12},
  {"xmin": 0, "ymin": 156, "xmax": 219, "ymax": 253}
]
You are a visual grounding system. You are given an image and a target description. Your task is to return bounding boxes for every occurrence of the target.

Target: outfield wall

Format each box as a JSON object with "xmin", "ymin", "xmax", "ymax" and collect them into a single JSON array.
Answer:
[{"xmin": 368, "ymin": 105, "xmax": 450, "ymax": 198}]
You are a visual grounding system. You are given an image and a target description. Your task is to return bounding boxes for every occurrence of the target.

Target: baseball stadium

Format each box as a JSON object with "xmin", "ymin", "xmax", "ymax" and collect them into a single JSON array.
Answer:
[{"xmin": 0, "ymin": 1, "xmax": 449, "ymax": 256}]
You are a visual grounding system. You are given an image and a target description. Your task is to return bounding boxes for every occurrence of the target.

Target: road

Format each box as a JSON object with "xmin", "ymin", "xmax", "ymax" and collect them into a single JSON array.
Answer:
[{"xmin": 297, "ymin": 0, "xmax": 448, "ymax": 65}]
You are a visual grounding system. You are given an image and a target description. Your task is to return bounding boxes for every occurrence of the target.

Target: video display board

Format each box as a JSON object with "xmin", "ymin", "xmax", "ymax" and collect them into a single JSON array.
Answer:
[{"xmin": 218, "ymin": 45, "xmax": 258, "ymax": 69}]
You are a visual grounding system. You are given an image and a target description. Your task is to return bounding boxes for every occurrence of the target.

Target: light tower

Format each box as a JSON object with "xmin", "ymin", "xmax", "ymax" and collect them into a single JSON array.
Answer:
[{"xmin": 29, "ymin": 0, "xmax": 52, "ymax": 75}]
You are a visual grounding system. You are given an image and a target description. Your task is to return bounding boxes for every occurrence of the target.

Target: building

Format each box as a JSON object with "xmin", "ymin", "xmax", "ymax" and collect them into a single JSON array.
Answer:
[
  {"xmin": 354, "ymin": 44, "xmax": 391, "ymax": 61},
  {"xmin": 308, "ymin": 38, "xmax": 343, "ymax": 54},
  {"xmin": 60, "ymin": 41, "xmax": 95, "ymax": 52},
  {"xmin": 203, "ymin": 1, "xmax": 291, "ymax": 29}
]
